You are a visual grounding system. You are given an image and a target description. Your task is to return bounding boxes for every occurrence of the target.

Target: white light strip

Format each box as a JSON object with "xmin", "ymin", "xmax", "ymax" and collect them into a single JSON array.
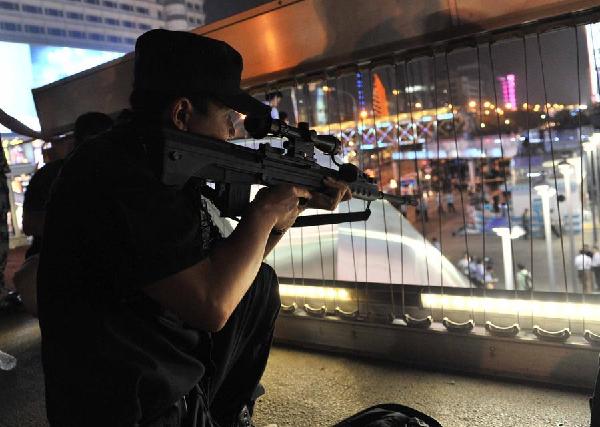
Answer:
[
  {"xmin": 421, "ymin": 294, "xmax": 600, "ymax": 322},
  {"xmin": 279, "ymin": 284, "xmax": 351, "ymax": 301}
]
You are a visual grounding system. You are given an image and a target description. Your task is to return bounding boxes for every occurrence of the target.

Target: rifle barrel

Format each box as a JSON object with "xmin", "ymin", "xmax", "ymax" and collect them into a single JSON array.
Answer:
[{"xmin": 381, "ymin": 193, "xmax": 419, "ymax": 206}]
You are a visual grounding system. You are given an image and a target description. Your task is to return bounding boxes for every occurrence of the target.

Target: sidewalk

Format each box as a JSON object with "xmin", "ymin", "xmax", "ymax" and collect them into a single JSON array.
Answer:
[{"xmin": 0, "ymin": 311, "xmax": 591, "ymax": 427}]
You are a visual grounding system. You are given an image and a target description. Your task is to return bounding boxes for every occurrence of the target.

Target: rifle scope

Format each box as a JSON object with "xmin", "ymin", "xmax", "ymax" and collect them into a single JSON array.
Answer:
[{"xmin": 244, "ymin": 115, "xmax": 341, "ymax": 155}]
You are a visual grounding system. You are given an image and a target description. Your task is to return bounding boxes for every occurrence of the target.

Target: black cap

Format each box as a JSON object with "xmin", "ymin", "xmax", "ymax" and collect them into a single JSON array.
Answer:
[
  {"xmin": 133, "ymin": 29, "xmax": 270, "ymax": 116},
  {"xmin": 74, "ymin": 112, "xmax": 113, "ymax": 144}
]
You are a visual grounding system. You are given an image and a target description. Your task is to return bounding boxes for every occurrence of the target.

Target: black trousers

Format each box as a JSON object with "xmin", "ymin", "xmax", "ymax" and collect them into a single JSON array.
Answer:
[
  {"xmin": 207, "ymin": 263, "xmax": 280, "ymax": 426},
  {"xmin": 156, "ymin": 263, "xmax": 281, "ymax": 427}
]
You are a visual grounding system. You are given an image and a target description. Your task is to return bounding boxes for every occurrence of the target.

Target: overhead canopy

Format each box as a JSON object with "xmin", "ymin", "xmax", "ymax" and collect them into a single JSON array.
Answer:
[{"xmin": 32, "ymin": 0, "xmax": 599, "ymax": 137}]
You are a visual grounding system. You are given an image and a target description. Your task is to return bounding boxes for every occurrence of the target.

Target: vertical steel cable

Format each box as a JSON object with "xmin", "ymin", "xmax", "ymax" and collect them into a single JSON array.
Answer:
[
  {"xmin": 334, "ymin": 72, "xmax": 362, "ymax": 314},
  {"xmin": 592, "ymin": 26, "xmax": 600, "ymax": 104},
  {"xmin": 444, "ymin": 50, "xmax": 476, "ymax": 319},
  {"xmin": 302, "ymin": 82, "xmax": 327, "ymax": 308},
  {"xmin": 323, "ymin": 74, "xmax": 339, "ymax": 307},
  {"xmin": 487, "ymin": 42, "xmax": 519, "ymax": 321},
  {"xmin": 356, "ymin": 68, "xmax": 371, "ymax": 316},
  {"xmin": 575, "ymin": 25, "xmax": 588, "ymax": 331},
  {"xmin": 594, "ymin": 26, "xmax": 600, "ymax": 246},
  {"xmin": 287, "ymin": 231, "xmax": 296, "ymax": 285},
  {"xmin": 294, "ymin": 79, "xmax": 307, "ymax": 308},
  {"xmin": 588, "ymin": 23, "xmax": 600, "ymax": 247},
  {"xmin": 432, "ymin": 53, "xmax": 445, "ymax": 317},
  {"xmin": 522, "ymin": 35, "xmax": 536, "ymax": 327},
  {"xmin": 323, "ymin": 74, "xmax": 337, "ymax": 309},
  {"xmin": 536, "ymin": 32, "xmax": 571, "ymax": 330},
  {"xmin": 280, "ymin": 86, "xmax": 297, "ymax": 288},
  {"xmin": 393, "ymin": 61, "xmax": 407, "ymax": 318},
  {"xmin": 475, "ymin": 44, "xmax": 487, "ymax": 323},
  {"xmin": 367, "ymin": 66, "xmax": 395, "ymax": 319},
  {"xmin": 444, "ymin": 50, "xmax": 475, "ymax": 320},
  {"xmin": 404, "ymin": 59, "xmax": 432, "ymax": 311}
]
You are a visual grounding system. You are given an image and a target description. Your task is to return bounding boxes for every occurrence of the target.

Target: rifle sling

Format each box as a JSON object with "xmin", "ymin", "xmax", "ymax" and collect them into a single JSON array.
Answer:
[{"xmin": 292, "ymin": 209, "xmax": 371, "ymax": 227}]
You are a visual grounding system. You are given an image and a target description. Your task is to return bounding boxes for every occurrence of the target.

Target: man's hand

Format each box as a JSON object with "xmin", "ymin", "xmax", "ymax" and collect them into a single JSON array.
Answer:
[
  {"xmin": 250, "ymin": 184, "xmax": 313, "ymax": 232},
  {"xmin": 307, "ymin": 177, "xmax": 352, "ymax": 211}
]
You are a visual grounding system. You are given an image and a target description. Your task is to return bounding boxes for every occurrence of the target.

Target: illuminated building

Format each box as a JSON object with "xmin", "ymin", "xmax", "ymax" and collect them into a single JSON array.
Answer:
[
  {"xmin": 497, "ymin": 74, "xmax": 517, "ymax": 110},
  {"xmin": 0, "ymin": 1, "xmax": 207, "ymax": 239},
  {"xmin": 0, "ymin": 0, "xmax": 205, "ymax": 53}
]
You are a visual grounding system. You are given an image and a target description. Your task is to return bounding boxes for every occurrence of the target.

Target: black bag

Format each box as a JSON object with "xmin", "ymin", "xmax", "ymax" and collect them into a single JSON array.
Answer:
[{"xmin": 333, "ymin": 403, "xmax": 442, "ymax": 427}]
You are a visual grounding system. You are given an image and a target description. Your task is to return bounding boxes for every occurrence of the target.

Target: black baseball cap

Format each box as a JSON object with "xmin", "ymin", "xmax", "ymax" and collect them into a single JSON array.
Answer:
[{"xmin": 133, "ymin": 29, "xmax": 270, "ymax": 117}]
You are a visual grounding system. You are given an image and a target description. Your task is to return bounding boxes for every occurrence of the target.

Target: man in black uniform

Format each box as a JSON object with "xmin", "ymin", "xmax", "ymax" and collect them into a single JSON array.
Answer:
[
  {"xmin": 37, "ymin": 29, "xmax": 350, "ymax": 427},
  {"xmin": 23, "ymin": 112, "xmax": 113, "ymax": 259},
  {"xmin": 15, "ymin": 112, "xmax": 112, "ymax": 316}
]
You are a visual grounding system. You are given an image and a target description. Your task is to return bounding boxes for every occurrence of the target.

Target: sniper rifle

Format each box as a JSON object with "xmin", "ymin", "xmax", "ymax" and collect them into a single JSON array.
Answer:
[{"xmin": 162, "ymin": 116, "xmax": 417, "ymax": 227}]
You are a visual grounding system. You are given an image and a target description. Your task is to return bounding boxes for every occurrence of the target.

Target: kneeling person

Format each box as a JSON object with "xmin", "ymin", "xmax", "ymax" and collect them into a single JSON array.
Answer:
[{"xmin": 37, "ymin": 30, "xmax": 350, "ymax": 427}]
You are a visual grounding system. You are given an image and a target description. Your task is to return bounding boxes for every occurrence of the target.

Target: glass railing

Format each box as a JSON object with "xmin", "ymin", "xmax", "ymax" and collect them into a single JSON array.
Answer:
[{"xmin": 239, "ymin": 15, "xmax": 600, "ymax": 342}]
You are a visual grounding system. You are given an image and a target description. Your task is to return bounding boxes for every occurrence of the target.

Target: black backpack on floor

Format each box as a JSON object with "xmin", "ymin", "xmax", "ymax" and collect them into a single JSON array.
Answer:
[{"xmin": 333, "ymin": 403, "xmax": 442, "ymax": 427}]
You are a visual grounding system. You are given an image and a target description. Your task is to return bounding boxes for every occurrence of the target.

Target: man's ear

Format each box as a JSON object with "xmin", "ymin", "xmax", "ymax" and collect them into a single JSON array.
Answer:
[{"xmin": 170, "ymin": 98, "xmax": 194, "ymax": 131}]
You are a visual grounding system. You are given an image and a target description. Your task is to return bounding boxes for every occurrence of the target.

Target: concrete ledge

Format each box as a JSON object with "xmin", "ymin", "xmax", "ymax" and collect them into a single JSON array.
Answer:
[{"xmin": 274, "ymin": 312, "xmax": 600, "ymax": 391}]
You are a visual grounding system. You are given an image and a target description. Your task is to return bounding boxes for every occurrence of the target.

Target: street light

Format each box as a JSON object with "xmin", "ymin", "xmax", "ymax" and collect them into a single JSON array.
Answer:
[
  {"xmin": 492, "ymin": 226, "xmax": 526, "ymax": 290},
  {"xmin": 558, "ymin": 159, "xmax": 577, "ymax": 291},
  {"xmin": 534, "ymin": 184, "xmax": 557, "ymax": 291}
]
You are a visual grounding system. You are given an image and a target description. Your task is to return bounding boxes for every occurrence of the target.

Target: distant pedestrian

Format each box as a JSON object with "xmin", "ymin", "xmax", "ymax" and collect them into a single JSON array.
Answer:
[
  {"xmin": 468, "ymin": 257, "xmax": 485, "ymax": 286},
  {"xmin": 435, "ymin": 193, "xmax": 444, "ymax": 215},
  {"xmin": 550, "ymin": 209, "xmax": 561, "ymax": 237},
  {"xmin": 400, "ymin": 202, "xmax": 407, "ymax": 217},
  {"xmin": 492, "ymin": 194, "xmax": 500, "ymax": 214},
  {"xmin": 446, "ymin": 192, "xmax": 455, "ymax": 213},
  {"xmin": 484, "ymin": 265, "xmax": 497, "ymax": 289},
  {"xmin": 593, "ymin": 246, "xmax": 600, "ymax": 291},
  {"xmin": 457, "ymin": 253, "xmax": 470, "ymax": 276},
  {"xmin": 516, "ymin": 264, "xmax": 532, "ymax": 291},
  {"xmin": 575, "ymin": 249, "xmax": 593, "ymax": 293},
  {"xmin": 264, "ymin": 90, "xmax": 283, "ymax": 119},
  {"xmin": 475, "ymin": 258, "xmax": 485, "ymax": 286},
  {"xmin": 521, "ymin": 208, "xmax": 530, "ymax": 239}
]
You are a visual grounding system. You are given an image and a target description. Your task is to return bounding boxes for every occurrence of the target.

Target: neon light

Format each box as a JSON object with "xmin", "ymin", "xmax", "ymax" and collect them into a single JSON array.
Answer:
[
  {"xmin": 498, "ymin": 74, "xmax": 516, "ymax": 110},
  {"xmin": 279, "ymin": 284, "xmax": 351, "ymax": 301}
]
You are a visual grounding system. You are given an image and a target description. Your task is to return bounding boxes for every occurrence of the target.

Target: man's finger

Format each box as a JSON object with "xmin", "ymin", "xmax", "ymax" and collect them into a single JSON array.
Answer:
[
  {"xmin": 323, "ymin": 177, "xmax": 352, "ymax": 202},
  {"xmin": 341, "ymin": 188, "xmax": 352, "ymax": 202},
  {"xmin": 292, "ymin": 186, "xmax": 312, "ymax": 200},
  {"xmin": 323, "ymin": 176, "xmax": 346, "ymax": 189}
]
